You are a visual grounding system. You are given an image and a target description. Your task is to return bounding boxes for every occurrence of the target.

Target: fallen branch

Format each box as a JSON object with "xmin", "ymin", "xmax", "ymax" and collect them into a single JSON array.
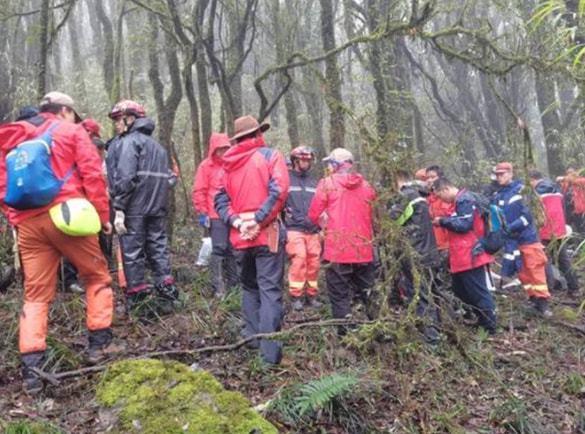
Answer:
[
  {"xmin": 553, "ymin": 320, "xmax": 585, "ymax": 336},
  {"xmin": 33, "ymin": 317, "xmax": 378, "ymax": 384}
]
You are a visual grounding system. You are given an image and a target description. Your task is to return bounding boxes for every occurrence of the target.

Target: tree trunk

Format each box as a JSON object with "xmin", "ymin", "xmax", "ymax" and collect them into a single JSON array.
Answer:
[
  {"xmin": 68, "ymin": 5, "xmax": 86, "ymax": 98},
  {"xmin": 319, "ymin": 0, "xmax": 345, "ymax": 148},
  {"xmin": 148, "ymin": 15, "xmax": 183, "ymax": 238},
  {"xmin": 37, "ymin": 0, "xmax": 50, "ymax": 98},
  {"xmin": 536, "ymin": 73, "xmax": 564, "ymax": 176},
  {"xmin": 196, "ymin": 0, "xmax": 212, "ymax": 148},
  {"xmin": 271, "ymin": 0, "xmax": 299, "ymax": 147},
  {"xmin": 365, "ymin": 0, "xmax": 389, "ymax": 140},
  {"xmin": 94, "ymin": 0, "xmax": 115, "ymax": 102}
]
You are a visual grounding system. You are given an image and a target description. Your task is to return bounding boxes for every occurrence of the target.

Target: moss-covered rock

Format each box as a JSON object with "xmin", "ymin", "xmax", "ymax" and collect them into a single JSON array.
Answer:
[{"xmin": 96, "ymin": 358, "xmax": 278, "ymax": 434}]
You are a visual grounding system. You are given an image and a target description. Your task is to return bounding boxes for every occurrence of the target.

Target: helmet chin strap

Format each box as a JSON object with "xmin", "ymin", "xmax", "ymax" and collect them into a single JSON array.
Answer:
[
  {"xmin": 123, "ymin": 116, "xmax": 134, "ymax": 132},
  {"xmin": 294, "ymin": 160, "xmax": 312, "ymax": 172}
]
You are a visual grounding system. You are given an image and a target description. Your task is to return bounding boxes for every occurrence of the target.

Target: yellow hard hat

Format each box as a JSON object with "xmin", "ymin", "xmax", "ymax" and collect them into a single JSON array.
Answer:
[{"xmin": 49, "ymin": 198, "xmax": 101, "ymax": 237}]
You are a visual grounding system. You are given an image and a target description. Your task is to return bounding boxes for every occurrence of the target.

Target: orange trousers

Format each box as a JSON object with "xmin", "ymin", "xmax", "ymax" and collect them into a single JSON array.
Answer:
[
  {"xmin": 17, "ymin": 212, "xmax": 113, "ymax": 354},
  {"xmin": 286, "ymin": 231, "xmax": 321, "ymax": 297},
  {"xmin": 519, "ymin": 243, "xmax": 551, "ymax": 299}
]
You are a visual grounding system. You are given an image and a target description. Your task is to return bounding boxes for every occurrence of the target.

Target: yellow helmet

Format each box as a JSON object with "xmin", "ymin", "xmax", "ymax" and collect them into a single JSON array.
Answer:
[{"xmin": 49, "ymin": 198, "xmax": 101, "ymax": 237}]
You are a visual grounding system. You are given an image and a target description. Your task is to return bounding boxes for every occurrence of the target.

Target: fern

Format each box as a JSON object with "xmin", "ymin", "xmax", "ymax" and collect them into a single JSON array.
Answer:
[{"xmin": 294, "ymin": 373, "xmax": 359, "ymax": 417}]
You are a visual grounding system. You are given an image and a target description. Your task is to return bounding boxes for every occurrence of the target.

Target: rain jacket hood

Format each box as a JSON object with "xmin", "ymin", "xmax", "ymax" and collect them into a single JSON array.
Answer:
[
  {"xmin": 192, "ymin": 133, "xmax": 230, "ymax": 218},
  {"xmin": 0, "ymin": 121, "xmax": 38, "ymax": 151},
  {"xmin": 222, "ymin": 136, "xmax": 266, "ymax": 172},
  {"xmin": 335, "ymin": 172, "xmax": 365, "ymax": 190},
  {"xmin": 128, "ymin": 117, "xmax": 155, "ymax": 136},
  {"xmin": 208, "ymin": 132, "xmax": 230, "ymax": 164}
]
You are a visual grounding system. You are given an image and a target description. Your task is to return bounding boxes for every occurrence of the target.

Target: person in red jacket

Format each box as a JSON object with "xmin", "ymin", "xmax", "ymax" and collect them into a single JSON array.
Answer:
[
  {"xmin": 432, "ymin": 177, "xmax": 497, "ymax": 334},
  {"xmin": 557, "ymin": 167, "xmax": 585, "ymax": 234},
  {"xmin": 529, "ymin": 170, "xmax": 580, "ymax": 295},
  {"xmin": 192, "ymin": 133, "xmax": 237, "ymax": 297},
  {"xmin": 307, "ymin": 148, "xmax": 376, "ymax": 330},
  {"xmin": 426, "ymin": 165, "xmax": 454, "ymax": 253},
  {"xmin": 215, "ymin": 116, "xmax": 289, "ymax": 365},
  {"xmin": 0, "ymin": 92, "xmax": 114, "ymax": 394}
]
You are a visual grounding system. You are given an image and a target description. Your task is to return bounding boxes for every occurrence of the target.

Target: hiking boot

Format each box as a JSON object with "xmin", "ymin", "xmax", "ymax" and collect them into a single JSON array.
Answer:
[
  {"xmin": 307, "ymin": 297, "xmax": 322, "ymax": 309},
  {"xmin": 87, "ymin": 328, "xmax": 113, "ymax": 364},
  {"xmin": 291, "ymin": 297, "xmax": 304, "ymax": 311},
  {"xmin": 533, "ymin": 297, "xmax": 553, "ymax": 318},
  {"xmin": 126, "ymin": 289, "xmax": 159, "ymax": 320},
  {"xmin": 156, "ymin": 280, "xmax": 179, "ymax": 301},
  {"xmin": 21, "ymin": 351, "xmax": 45, "ymax": 395}
]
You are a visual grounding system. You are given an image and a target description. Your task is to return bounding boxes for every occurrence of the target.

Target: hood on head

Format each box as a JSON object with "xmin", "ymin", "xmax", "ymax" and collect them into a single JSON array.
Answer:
[
  {"xmin": 129, "ymin": 117, "xmax": 155, "ymax": 136},
  {"xmin": 208, "ymin": 132, "xmax": 230, "ymax": 160}
]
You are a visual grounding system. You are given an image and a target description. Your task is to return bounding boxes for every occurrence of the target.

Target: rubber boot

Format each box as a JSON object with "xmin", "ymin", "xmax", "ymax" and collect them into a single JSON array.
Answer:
[{"xmin": 21, "ymin": 351, "xmax": 45, "ymax": 395}]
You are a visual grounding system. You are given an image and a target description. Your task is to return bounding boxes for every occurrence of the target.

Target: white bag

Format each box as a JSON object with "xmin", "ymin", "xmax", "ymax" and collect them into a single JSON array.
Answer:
[{"xmin": 196, "ymin": 237, "xmax": 212, "ymax": 266}]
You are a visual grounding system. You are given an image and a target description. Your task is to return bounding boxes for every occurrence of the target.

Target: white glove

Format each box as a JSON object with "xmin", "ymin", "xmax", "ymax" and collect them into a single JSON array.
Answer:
[{"xmin": 114, "ymin": 210, "xmax": 127, "ymax": 235}]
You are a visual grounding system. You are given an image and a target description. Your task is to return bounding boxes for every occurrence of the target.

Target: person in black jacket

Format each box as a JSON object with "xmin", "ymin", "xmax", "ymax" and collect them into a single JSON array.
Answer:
[
  {"xmin": 389, "ymin": 170, "xmax": 441, "ymax": 343},
  {"xmin": 285, "ymin": 146, "xmax": 322, "ymax": 311},
  {"xmin": 107, "ymin": 100, "xmax": 178, "ymax": 313}
]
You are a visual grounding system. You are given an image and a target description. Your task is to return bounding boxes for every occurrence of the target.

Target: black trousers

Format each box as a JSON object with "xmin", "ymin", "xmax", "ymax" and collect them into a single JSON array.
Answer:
[
  {"xmin": 451, "ymin": 266, "xmax": 497, "ymax": 332},
  {"xmin": 234, "ymin": 243, "xmax": 285, "ymax": 364},
  {"xmin": 544, "ymin": 239, "xmax": 579, "ymax": 292},
  {"xmin": 209, "ymin": 218, "xmax": 238, "ymax": 293},
  {"xmin": 325, "ymin": 262, "xmax": 376, "ymax": 319},
  {"xmin": 119, "ymin": 215, "xmax": 172, "ymax": 293}
]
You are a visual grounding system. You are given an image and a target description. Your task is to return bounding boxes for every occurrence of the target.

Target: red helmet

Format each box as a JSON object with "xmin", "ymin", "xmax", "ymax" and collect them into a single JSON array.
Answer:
[
  {"xmin": 108, "ymin": 99, "xmax": 146, "ymax": 119},
  {"xmin": 81, "ymin": 118, "xmax": 101, "ymax": 138},
  {"xmin": 290, "ymin": 145, "xmax": 315, "ymax": 161}
]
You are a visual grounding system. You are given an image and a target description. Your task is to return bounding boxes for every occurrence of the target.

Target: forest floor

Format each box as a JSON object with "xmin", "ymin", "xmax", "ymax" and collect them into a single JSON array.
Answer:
[{"xmin": 0, "ymin": 227, "xmax": 584, "ymax": 433}]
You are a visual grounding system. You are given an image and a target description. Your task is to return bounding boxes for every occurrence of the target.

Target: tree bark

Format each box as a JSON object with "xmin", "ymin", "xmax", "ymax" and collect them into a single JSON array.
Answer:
[
  {"xmin": 319, "ymin": 0, "xmax": 345, "ymax": 148},
  {"xmin": 94, "ymin": 0, "xmax": 115, "ymax": 102},
  {"xmin": 536, "ymin": 73, "xmax": 564, "ymax": 176},
  {"xmin": 148, "ymin": 14, "xmax": 183, "ymax": 238},
  {"xmin": 196, "ymin": 0, "xmax": 212, "ymax": 148},
  {"xmin": 37, "ymin": 0, "xmax": 50, "ymax": 98},
  {"xmin": 271, "ymin": 0, "xmax": 300, "ymax": 147}
]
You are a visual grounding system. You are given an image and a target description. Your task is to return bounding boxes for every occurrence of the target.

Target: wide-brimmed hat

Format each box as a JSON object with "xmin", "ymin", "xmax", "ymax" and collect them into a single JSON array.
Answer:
[
  {"xmin": 40, "ymin": 91, "xmax": 82, "ymax": 123},
  {"xmin": 230, "ymin": 115, "xmax": 270, "ymax": 141}
]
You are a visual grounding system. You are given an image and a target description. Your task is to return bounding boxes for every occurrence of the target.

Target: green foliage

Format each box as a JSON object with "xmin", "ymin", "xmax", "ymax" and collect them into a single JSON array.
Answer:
[
  {"xmin": 294, "ymin": 373, "xmax": 359, "ymax": 417},
  {"xmin": 96, "ymin": 358, "xmax": 277, "ymax": 434},
  {"xmin": 530, "ymin": 0, "xmax": 585, "ymax": 73},
  {"xmin": 269, "ymin": 372, "xmax": 362, "ymax": 430},
  {"xmin": 2, "ymin": 420, "xmax": 64, "ymax": 434},
  {"xmin": 563, "ymin": 372, "xmax": 585, "ymax": 395}
]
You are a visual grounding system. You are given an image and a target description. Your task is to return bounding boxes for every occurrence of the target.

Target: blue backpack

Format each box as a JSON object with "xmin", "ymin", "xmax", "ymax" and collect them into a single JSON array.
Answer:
[
  {"xmin": 4, "ymin": 122, "xmax": 71, "ymax": 210},
  {"xmin": 470, "ymin": 192, "xmax": 507, "ymax": 254}
]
